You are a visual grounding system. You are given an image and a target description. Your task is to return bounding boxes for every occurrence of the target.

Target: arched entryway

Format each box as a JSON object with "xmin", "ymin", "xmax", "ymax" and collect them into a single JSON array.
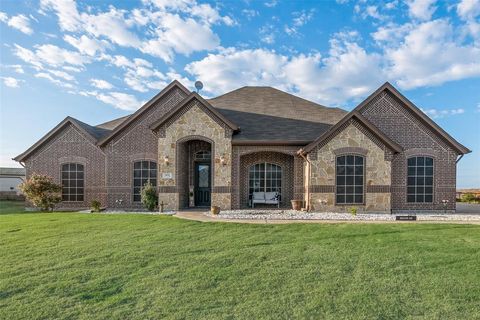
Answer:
[
  {"xmin": 239, "ymin": 152, "xmax": 295, "ymax": 208},
  {"xmin": 176, "ymin": 137, "xmax": 213, "ymax": 208}
]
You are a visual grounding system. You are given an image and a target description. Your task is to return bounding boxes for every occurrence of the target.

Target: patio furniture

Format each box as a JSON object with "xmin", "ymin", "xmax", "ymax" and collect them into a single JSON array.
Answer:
[{"xmin": 252, "ymin": 192, "xmax": 280, "ymax": 208}]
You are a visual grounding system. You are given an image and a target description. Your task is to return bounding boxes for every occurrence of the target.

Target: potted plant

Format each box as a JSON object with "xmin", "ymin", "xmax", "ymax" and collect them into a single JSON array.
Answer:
[
  {"xmin": 291, "ymin": 200, "xmax": 302, "ymax": 211},
  {"xmin": 211, "ymin": 206, "xmax": 220, "ymax": 215}
]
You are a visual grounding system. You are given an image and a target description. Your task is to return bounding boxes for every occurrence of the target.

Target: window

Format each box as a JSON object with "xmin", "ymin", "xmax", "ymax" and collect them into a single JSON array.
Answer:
[
  {"xmin": 133, "ymin": 161, "xmax": 157, "ymax": 202},
  {"xmin": 194, "ymin": 150, "xmax": 211, "ymax": 161},
  {"xmin": 61, "ymin": 163, "xmax": 84, "ymax": 201},
  {"xmin": 336, "ymin": 155, "xmax": 364, "ymax": 204},
  {"xmin": 249, "ymin": 163, "xmax": 282, "ymax": 197},
  {"xmin": 407, "ymin": 156, "xmax": 433, "ymax": 203}
]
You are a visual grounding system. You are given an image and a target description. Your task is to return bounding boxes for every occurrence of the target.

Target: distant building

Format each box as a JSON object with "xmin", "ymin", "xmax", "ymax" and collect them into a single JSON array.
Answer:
[{"xmin": 0, "ymin": 167, "xmax": 26, "ymax": 200}]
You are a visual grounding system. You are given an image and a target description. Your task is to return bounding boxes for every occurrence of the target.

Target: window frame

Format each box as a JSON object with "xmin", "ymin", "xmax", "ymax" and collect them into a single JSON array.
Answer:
[
  {"xmin": 248, "ymin": 162, "xmax": 282, "ymax": 200},
  {"xmin": 61, "ymin": 163, "xmax": 85, "ymax": 202},
  {"xmin": 406, "ymin": 156, "xmax": 434, "ymax": 203},
  {"xmin": 132, "ymin": 160, "xmax": 158, "ymax": 203},
  {"xmin": 335, "ymin": 154, "xmax": 365, "ymax": 205}
]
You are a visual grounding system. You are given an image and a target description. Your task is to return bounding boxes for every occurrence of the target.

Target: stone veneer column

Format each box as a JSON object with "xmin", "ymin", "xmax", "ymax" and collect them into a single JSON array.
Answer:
[{"xmin": 157, "ymin": 101, "xmax": 232, "ymax": 211}]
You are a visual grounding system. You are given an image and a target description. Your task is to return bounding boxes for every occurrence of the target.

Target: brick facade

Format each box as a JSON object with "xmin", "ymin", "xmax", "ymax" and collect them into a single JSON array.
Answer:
[
  {"xmin": 359, "ymin": 90, "xmax": 458, "ymax": 212},
  {"xmin": 20, "ymin": 82, "xmax": 467, "ymax": 213}
]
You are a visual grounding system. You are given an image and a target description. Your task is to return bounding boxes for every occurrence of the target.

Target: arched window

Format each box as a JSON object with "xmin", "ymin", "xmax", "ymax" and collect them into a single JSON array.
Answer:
[
  {"xmin": 194, "ymin": 150, "xmax": 211, "ymax": 161},
  {"xmin": 407, "ymin": 156, "xmax": 433, "ymax": 203},
  {"xmin": 61, "ymin": 163, "xmax": 84, "ymax": 202},
  {"xmin": 133, "ymin": 160, "xmax": 157, "ymax": 202},
  {"xmin": 336, "ymin": 155, "xmax": 364, "ymax": 204},
  {"xmin": 249, "ymin": 163, "xmax": 282, "ymax": 197}
]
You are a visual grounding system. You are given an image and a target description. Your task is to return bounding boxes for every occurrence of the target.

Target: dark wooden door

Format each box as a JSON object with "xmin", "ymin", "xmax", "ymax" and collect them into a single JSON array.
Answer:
[{"xmin": 194, "ymin": 163, "xmax": 211, "ymax": 206}]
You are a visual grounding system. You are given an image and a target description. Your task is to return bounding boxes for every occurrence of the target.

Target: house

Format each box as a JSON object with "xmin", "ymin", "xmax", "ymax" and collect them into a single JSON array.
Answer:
[
  {"xmin": 14, "ymin": 81, "xmax": 470, "ymax": 213},
  {"xmin": 0, "ymin": 167, "xmax": 26, "ymax": 200}
]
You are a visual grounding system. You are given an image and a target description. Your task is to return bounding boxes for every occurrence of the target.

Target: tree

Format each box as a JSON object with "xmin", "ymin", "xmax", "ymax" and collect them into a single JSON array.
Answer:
[
  {"xmin": 141, "ymin": 180, "xmax": 158, "ymax": 211},
  {"xmin": 461, "ymin": 193, "xmax": 478, "ymax": 203},
  {"xmin": 19, "ymin": 173, "xmax": 62, "ymax": 211}
]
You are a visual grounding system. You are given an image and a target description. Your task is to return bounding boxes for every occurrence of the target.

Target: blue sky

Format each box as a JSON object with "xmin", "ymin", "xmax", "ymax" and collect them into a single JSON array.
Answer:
[{"xmin": 0, "ymin": 0, "xmax": 479, "ymax": 187}]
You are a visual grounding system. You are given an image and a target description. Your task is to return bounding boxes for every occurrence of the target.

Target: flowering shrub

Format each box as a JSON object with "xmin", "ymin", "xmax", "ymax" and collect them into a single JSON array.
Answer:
[{"xmin": 19, "ymin": 173, "xmax": 62, "ymax": 211}]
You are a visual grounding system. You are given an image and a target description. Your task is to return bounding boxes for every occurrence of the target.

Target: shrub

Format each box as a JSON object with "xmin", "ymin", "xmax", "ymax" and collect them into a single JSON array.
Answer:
[
  {"xmin": 91, "ymin": 200, "xmax": 102, "ymax": 212},
  {"xmin": 141, "ymin": 181, "xmax": 158, "ymax": 211},
  {"xmin": 461, "ymin": 193, "xmax": 478, "ymax": 203},
  {"xmin": 349, "ymin": 207, "xmax": 358, "ymax": 216},
  {"xmin": 19, "ymin": 173, "xmax": 62, "ymax": 211}
]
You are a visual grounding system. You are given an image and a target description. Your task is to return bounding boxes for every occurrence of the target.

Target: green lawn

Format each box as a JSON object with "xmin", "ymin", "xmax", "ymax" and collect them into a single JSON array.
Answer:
[{"xmin": 0, "ymin": 211, "xmax": 479, "ymax": 319}]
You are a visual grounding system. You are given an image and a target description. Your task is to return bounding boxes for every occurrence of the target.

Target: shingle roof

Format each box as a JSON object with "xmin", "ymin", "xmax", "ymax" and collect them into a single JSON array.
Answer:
[
  {"xmin": 0, "ymin": 167, "xmax": 26, "ymax": 176},
  {"xmin": 207, "ymin": 86, "xmax": 347, "ymax": 143},
  {"xmin": 95, "ymin": 115, "xmax": 130, "ymax": 130},
  {"xmin": 216, "ymin": 108, "xmax": 332, "ymax": 143},
  {"xmin": 72, "ymin": 118, "xmax": 111, "ymax": 141},
  {"xmin": 208, "ymin": 86, "xmax": 347, "ymax": 125}
]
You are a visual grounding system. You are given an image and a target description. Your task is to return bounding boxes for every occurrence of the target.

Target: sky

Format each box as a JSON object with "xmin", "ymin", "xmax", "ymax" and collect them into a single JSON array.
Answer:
[{"xmin": 0, "ymin": 0, "xmax": 479, "ymax": 188}]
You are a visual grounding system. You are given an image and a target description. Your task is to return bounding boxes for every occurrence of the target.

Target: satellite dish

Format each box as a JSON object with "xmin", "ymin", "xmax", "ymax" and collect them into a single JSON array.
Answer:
[{"xmin": 195, "ymin": 80, "xmax": 203, "ymax": 93}]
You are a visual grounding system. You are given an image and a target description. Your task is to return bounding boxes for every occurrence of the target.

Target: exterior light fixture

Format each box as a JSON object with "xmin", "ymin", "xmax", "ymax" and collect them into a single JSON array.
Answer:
[
  {"xmin": 164, "ymin": 155, "xmax": 170, "ymax": 165},
  {"xmin": 220, "ymin": 155, "xmax": 226, "ymax": 166}
]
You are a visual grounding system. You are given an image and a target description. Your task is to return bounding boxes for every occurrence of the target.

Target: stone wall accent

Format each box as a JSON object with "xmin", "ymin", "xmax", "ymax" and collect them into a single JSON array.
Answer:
[
  {"xmin": 359, "ymin": 90, "xmax": 458, "ymax": 211},
  {"xmin": 25, "ymin": 124, "xmax": 106, "ymax": 209},
  {"xmin": 157, "ymin": 100, "xmax": 232, "ymax": 210},
  {"xmin": 309, "ymin": 122, "xmax": 392, "ymax": 213}
]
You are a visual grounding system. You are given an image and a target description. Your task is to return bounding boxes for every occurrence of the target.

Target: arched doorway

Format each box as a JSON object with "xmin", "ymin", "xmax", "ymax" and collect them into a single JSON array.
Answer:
[{"xmin": 176, "ymin": 138, "xmax": 213, "ymax": 208}]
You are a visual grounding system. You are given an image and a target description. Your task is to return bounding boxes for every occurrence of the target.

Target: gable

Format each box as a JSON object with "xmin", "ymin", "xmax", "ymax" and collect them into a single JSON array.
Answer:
[
  {"xmin": 300, "ymin": 111, "xmax": 402, "ymax": 155},
  {"xmin": 98, "ymin": 80, "xmax": 190, "ymax": 146},
  {"xmin": 149, "ymin": 93, "xmax": 238, "ymax": 134},
  {"xmin": 354, "ymin": 83, "xmax": 470, "ymax": 155}
]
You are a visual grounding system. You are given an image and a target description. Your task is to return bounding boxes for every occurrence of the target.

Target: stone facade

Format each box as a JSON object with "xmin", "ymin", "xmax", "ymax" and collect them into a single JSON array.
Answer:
[
  {"xmin": 156, "ymin": 100, "xmax": 232, "ymax": 210},
  {"xmin": 308, "ymin": 121, "xmax": 392, "ymax": 213}
]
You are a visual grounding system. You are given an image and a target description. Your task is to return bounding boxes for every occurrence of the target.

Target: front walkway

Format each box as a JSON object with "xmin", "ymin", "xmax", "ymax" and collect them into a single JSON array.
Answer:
[{"xmin": 175, "ymin": 209, "xmax": 480, "ymax": 225}]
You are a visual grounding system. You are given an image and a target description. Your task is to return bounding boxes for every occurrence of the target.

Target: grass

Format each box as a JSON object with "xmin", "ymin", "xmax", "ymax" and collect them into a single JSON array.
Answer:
[
  {"xmin": 0, "ymin": 201, "xmax": 26, "ymax": 214},
  {"xmin": 0, "ymin": 207, "xmax": 479, "ymax": 319}
]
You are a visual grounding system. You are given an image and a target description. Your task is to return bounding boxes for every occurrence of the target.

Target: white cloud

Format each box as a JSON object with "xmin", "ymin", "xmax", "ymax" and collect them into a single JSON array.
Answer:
[
  {"xmin": 384, "ymin": 19, "xmax": 480, "ymax": 89},
  {"xmin": 140, "ymin": 13, "xmax": 220, "ymax": 62},
  {"xmin": 242, "ymin": 9, "xmax": 259, "ymax": 19},
  {"xmin": 34, "ymin": 72, "xmax": 73, "ymax": 88},
  {"xmin": 362, "ymin": 6, "xmax": 386, "ymax": 20},
  {"xmin": 13, "ymin": 44, "xmax": 90, "ymax": 69},
  {"xmin": 7, "ymin": 14, "xmax": 33, "ymax": 34},
  {"xmin": 372, "ymin": 23, "xmax": 413, "ymax": 43},
  {"xmin": 95, "ymin": 92, "xmax": 144, "ymax": 111},
  {"xmin": 0, "ymin": 11, "xmax": 7, "ymax": 23},
  {"xmin": 7, "ymin": 64, "xmax": 25, "ymax": 74},
  {"xmin": 264, "ymin": 0, "xmax": 278, "ymax": 8},
  {"xmin": 285, "ymin": 9, "xmax": 315, "ymax": 36},
  {"xmin": 47, "ymin": 69, "xmax": 75, "ymax": 81},
  {"xmin": 260, "ymin": 24, "xmax": 276, "ymax": 44},
  {"xmin": 186, "ymin": 38, "xmax": 384, "ymax": 106},
  {"xmin": 64, "ymin": 35, "xmax": 110, "ymax": 56},
  {"xmin": 90, "ymin": 78, "xmax": 114, "ymax": 89},
  {"xmin": 2, "ymin": 77, "xmax": 21, "ymax": 88},
  {"xmin": 457, "ymin": 0, "xmax": 480, "ymax": 20},
  {"xmin": 407, "ymin": 0, "xmax": 437, "ymax": 21},
  {"xmin": 421, "ymin": 108, "xmax": 465, "ymax": 118}
]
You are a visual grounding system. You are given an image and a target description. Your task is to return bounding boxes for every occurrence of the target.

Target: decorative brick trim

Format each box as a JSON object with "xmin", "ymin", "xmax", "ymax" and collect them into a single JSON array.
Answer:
[
  {"xmin": 309, "ymin": 185, "xmax": 335, "ymax": 193},
  {"xmin": 58, "ymin": 156, "xmax": 88, "ymax": 165},
  {"xmin": 158, "ymin": 186, "xmax": 178, "ymax": 193},
  {"xmin": 366, "ymin": 185, "xmax": 391, "ymax": 193},
  {"xmin": 404, "ymin": 148, "xmax": 438, "ymax": 158},
  {"xmin": 212, "ymin": 186, "xmax": 231, "ymax": 193},
  {"xmin": 333, "ymin": 147, "xmax": 368, "ymax": 156},
  {"xmin": 129, "ymin": 153, "xmax": 157, "ymax": 161}
]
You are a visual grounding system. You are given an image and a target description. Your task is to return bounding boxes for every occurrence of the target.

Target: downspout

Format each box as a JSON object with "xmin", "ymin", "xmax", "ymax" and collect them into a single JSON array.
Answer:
[{"xmin": 298, "ymin": 150, "xmax": 311, "ymax": 211}]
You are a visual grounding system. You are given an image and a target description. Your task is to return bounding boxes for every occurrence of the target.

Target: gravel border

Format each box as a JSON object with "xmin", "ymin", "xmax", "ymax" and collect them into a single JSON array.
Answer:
[
  {"xmin": 78, "ymin": 209, "xmax": 176, "ymax": 215},
  {"xmin": 207, "ymin": 210, "xmax": 480, "ymax": 221}
]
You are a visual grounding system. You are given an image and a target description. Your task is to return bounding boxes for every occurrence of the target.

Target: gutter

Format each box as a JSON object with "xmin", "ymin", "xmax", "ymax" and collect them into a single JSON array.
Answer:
[
  {"xmin": 298, "ymin": 150, "xmax": 311, "ymax": 211},
  {"xmin": 455, "ymin": 154, "xmax": 464, "ymax": 164}
]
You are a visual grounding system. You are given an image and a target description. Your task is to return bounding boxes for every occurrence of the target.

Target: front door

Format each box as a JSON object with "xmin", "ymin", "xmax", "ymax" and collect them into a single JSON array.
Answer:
[{"xmin": 194, "ymin": 163, "xmax": 211, "ymax": 206}]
